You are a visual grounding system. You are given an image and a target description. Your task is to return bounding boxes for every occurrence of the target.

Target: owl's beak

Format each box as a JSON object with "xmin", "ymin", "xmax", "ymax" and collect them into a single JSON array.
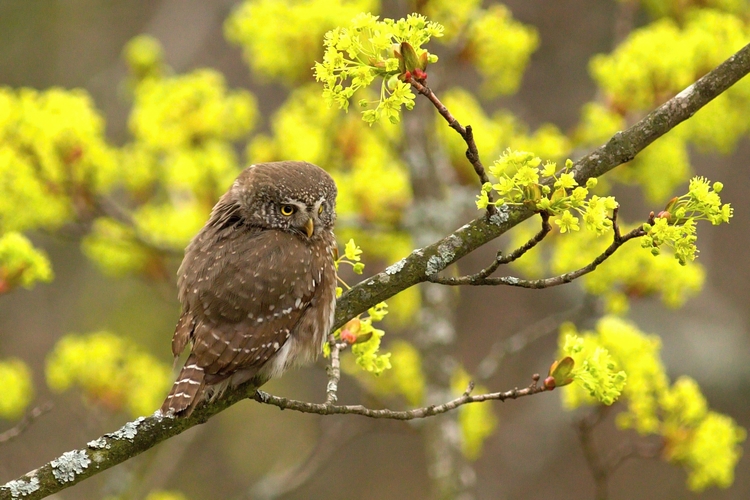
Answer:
[{"xmin": 304, "ymin": 217, "xmax": 314, "ymax": 238}]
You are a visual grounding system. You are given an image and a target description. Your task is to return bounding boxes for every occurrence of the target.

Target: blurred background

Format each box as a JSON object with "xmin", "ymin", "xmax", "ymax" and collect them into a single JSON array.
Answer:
[{"xmin": 0, "ymin": 1, "xmax": 749, "ymax": 499}]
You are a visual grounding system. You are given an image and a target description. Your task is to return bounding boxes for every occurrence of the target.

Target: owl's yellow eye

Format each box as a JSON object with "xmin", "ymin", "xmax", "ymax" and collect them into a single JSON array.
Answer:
[
  {"xmin": 318, "ymin": 205, "xmax": 324, "ymax": 215},
  {"xmin": 280, "ymin": 204, "xmax": 295, "ymax": 216}
]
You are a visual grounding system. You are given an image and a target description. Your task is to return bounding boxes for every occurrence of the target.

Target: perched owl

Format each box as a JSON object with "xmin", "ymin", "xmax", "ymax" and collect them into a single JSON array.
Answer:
[{"xmin": 161, "ymin": 161, "xmax": 338, "ymax": 416}]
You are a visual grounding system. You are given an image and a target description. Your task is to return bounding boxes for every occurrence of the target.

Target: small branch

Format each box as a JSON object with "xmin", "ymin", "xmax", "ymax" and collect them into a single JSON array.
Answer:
[
  {"xmin": 576, "ymin": 406, "xmax": 664, "ymax": 500},
  {"xmin": 428, "ymin": 212, "xmax": 551, "ymax": 286},
  {"xmin": 427, "ymin": 211, "xmax": 648, "ymax": 288},
  {"xmin": 325, "ymin": 335, "xmax": 347, "ymax": 405},
  {"xmin": 0, "ymin": 402, "xmax": 53, "ymax": 445},
  {"xmin": 254, "ymin": 374, "xmax": 544, "ymax": 420},
  {"xmin": 408, "ymin": 76, "xmax": 496, "ymax": 214}
]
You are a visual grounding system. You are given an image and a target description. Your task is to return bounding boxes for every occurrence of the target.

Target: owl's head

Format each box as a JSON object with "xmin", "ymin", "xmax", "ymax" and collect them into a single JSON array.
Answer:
[{"xmin": 224, "ymin": 161, "xmax": 337, "ymax": 238}]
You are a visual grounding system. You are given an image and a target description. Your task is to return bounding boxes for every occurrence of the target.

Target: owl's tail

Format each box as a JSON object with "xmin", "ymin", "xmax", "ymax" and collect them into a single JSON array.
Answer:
[{"xmin": 160, "ymin": 355, "xmax": 206, "ymax": 417}]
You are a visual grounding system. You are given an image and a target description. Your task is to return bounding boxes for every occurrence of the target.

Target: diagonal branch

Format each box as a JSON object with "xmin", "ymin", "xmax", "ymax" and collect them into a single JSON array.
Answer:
[
  {"xmin": 334, "ymin": 41, "xmax": 750, "ymax": 329},
  {"xmin": 3, "ymin": 40, "xmax": 750, "ymax": 500}
]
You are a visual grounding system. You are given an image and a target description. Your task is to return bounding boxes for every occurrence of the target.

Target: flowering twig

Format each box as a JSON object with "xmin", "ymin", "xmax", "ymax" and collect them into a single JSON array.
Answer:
[
  {"xmin": 408, "ymin": 76, "xmax": 496, "ymax": 214},
  {"xmin": 426, "ymin": 209, "xmax": 651, "ymax": 288},
  {"xmin": 429, "ymin": 212, "xmax": 551, "ymax": 288}
]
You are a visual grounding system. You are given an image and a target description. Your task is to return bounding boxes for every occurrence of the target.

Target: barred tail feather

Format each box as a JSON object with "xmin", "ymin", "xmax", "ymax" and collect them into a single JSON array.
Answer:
[{"xmin": 161, "ymin": 356, "xmax": 206, "ymax": 417}]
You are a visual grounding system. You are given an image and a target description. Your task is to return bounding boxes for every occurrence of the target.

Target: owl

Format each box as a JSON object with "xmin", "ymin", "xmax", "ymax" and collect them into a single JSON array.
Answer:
[{"xmin": 160, "ymin": 161, "xmax": 338, "ymax": 416}]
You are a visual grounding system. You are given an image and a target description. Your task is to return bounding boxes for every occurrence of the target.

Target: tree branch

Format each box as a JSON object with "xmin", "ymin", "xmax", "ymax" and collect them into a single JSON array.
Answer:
[
  {"xmin": 3, "ymin": 40, "xmax": 750, "ymax": 500},
  {"xmin": 0, "ymin": 375, "xmax": 546, "ymax": 499},
  {"xmin": 335, "ymin": 41, "xmax": 750, "ymax": 328}
]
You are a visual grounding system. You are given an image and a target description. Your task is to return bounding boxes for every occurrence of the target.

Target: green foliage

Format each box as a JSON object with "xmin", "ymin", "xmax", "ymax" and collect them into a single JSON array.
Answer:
[
  {"xmin": 330, "ymin": 239, "xmax": 392, "ymax": 374},
  {"xmin": 481, "ymin": 149, "xmax": 729, "ymax": 309},
  {"xmin": 422, "ymin": 1, "xmax": 538, "ymax": 96},
  {"xmin": 451, "ymin": 367, "xmax": 498, "ymax": 460},
  {"xmin": 337, "ymin": 303, "xmax": 392, "ymax": 375},
  {"xmin": 123, "ymin": 34, "xmax": 167, "ymax": 82},
  {"xmin": 582, "ymin": 8, "xmax": 750, "ymax": 202},
  {"xmin": 465, "ymin": 5, "xmax": 539, "ymax": 97},
  {"xmin": 226, "ymin": 0, "xmax": 377, "ymax": 84},
  {"xmin": 421, "ymin": 0, "xmax": 480, "ymax": 41},
  {"xmin": 642, "ymin": 177, "xmax": 732, "ymax": 264},
  {"xmin": 0, "ymin": 358, "xmax": 34, "ymax": 420},
  {"xmin": 560, "ymin": 333, "xmax": 627, "ymax": 405},
  {"xmin": 355, "ymin": 339, "xmax": 425, "ymax": 406},
  {"xmin": 477, "ymin": 150, "xmax": 619, "ymax": 237},
  {"xmin": 678, "ymin": 410, "xmax": 747, "ymax": 491},
  {"xmin": 591, "ymin": 10, "xmax": 749, "ymax": 111},
  {"xmin": 634, "ymin": 0, "xmax": 750, "ymax": 21},
  {"xmin": 46, "ymin": 331, "xmax": 172, "ymax": 417},
  {"xmin": 559, "ymin": 318, "xmax": 746, "ymax": 491},
  {"xmin": 0, "ymin": 232, "xmax": 53, "ymax": 293},
  {"xmin": 314, "ymin": 13, "xmax": 443, "ymax": 123},
  {"xmin": 129, "ymin": 69, "xmax": 256, "ymax": 150},
  {"xmin": 0, "ymin": 87, "xmax": 117, "ymax": 232},
  {"xmin": 81, "ymin": 218, "xmax": 152, "ymax": 277}
]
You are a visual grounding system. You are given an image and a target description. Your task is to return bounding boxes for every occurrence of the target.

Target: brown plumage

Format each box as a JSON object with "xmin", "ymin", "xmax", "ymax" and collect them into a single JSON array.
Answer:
[{"xmin": 161, "ymin": 161, "xmax": 338, "ymax": 416}]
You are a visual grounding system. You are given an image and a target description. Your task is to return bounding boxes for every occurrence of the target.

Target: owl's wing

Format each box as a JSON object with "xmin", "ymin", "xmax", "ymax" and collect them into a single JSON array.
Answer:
[{"xmin": 178, "ymin": 226, "xmax": 320, "ymax": 383}]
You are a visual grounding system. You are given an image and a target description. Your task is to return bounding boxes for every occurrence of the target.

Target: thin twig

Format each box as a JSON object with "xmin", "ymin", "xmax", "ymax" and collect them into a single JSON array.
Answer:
[
  {"xmin": 576, "ymin": 406, "xmax": 664, "ymax": 500},
  {"xmin": 325, "ymin": 334, "xmax": 347, "ymax": 405},
  {"xmin": 0, "ymin": 402, "xmax": 53, "ymax": 445},
  {"xmin": 254, "ymin": 375, "xmax": 543, "ymax": 420},
  {"xmin": 429, "ymin": 212, "xmax": 551, "ymax": 287},
  {"xmin": 427, "ymin": 211, "xmax": 650, "ymax": 288},
  {"xmin": 0, "ymin": 375, "xmax": 547, "ymax": 500},
  {"xmin": 408, "ymin": 76, "xmax": 496, "ymax": 214}
]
